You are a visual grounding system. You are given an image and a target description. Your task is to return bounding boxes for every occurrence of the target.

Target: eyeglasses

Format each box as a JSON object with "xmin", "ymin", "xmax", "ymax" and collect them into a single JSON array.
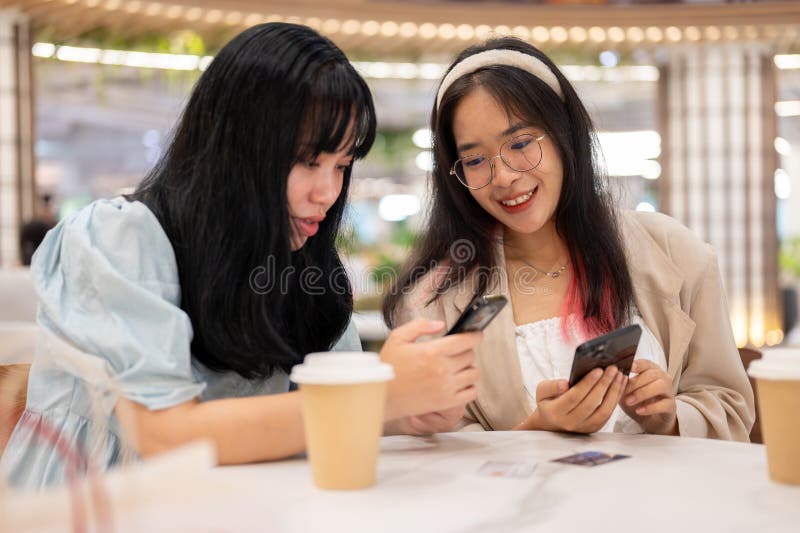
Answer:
[{"xmin": 450, "ymin": 133, "xmax": 546, "ymax": 190}]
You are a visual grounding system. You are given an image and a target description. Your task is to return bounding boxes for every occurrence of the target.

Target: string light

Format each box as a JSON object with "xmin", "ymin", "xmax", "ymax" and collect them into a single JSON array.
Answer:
[
  {"xmin": 705, "ymin": 26, "xmax": 722, "ymax": 41},
  {"xmin": 665, "ymin": 27, "xmax": 682, "ymax": 43},
  {"xmin": 457, "ymin": 24, "xmax": 475, "ymax": 40},
  {"xmin": 143, "ymin": 2, "xmax": 161, "ymax": 16},
  {"xmin": 245, "ymin": 13, "xmax": 265, "ymax": 26},
  {"xmin": 438, "ymin": 24, "xmax": 457, "ymax": 39},
  {"xmin": 628, "ymin": 28, "xmax": 645, "ymax": 43},
  {"xmin": 184, "ymin": 7, "xmax": 202, "ymax": 21},
  {"xmin": 723, "ymin": 26, "xmax": 739, "ymax": 40},
  {"xmin": 419, "ymin": 23, "xmax": 437, "ymax": 39},
  {"xmin": 342, "ymin": 19, "xmax": 361, "ymax": 35},
  {"xmin": 165, "ymin": 5, "xmax": 183, "ymax": 19},
  {"xmin": 532, "ymin": 26, "xmax": 550, "ymax": 43},
  {"xmin": 645, "ymin": 27, "xmax": 664, "ymax": 43},
  {"xmin": 204, "ymin": 9, "xmax": 222, "ymax": 23},
  {"xmin": 684, "ymin": 26, "xmax": 701, "ymax": 41},
  {"xmin": 550, "ymin": 26, "xmax": 568, "ymax": 43},
  {"xmin": 361, "ymin": 20, "xmax": 380, "ymax": 36},
  {"xmin": 398, "ymin": 22, "xmax": 417, "ymax": 38},
  {"xmin": 512, "ymin": 26, "xmax": 530, "ymax": 41},
  {"xmin": 569, "ymin": 27, "xmax": 588, "ymax": 44},
  {"xmin": 476, "ymin": 24, "xmax": 494, "ymax": 40},
  {"xmin": 321, "ymin": 19, "xmax": 341, "ymax": 34},
  {"xmin": 607, "ymin": 26, "xmax": 625, "ymax": 43},
  {"xmin": 380, "ymin": 21, "xmax": 399, "ymax": 37},
  {"xmin": 589, "ymin": 26, "xmax": 606, "ymax": 43}
]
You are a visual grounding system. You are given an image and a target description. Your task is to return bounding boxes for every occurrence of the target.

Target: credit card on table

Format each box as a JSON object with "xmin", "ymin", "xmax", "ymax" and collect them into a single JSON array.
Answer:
[
  {"xmin": 475, "ymin": 461, "xmax": 537, "ymax": 478},
  {"xmin": 550, "ymin": 451, "xmax": 630, "ymax": 467}
]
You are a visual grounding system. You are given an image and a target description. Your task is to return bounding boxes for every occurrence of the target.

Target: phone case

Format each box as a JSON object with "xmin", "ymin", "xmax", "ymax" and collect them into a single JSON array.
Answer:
[
  {"xmin": 446, "ymin": 294, "xmax": 508, "ymax": 334},
  {"xmin": 568, "ymin": 324, "xmax": 642, "ymax": 386}
]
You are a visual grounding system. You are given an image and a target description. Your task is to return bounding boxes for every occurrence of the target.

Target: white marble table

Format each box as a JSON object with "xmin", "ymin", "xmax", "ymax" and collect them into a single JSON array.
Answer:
[{"xmin": 212, "ymin": 431, "xmax": 800, "ymax": 533}]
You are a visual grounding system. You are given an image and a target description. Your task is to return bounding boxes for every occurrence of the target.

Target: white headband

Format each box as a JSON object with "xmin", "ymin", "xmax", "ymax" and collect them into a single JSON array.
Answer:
[{"xmin": 435, "ymin": 49, "xmax": 564, "ymax": 109}]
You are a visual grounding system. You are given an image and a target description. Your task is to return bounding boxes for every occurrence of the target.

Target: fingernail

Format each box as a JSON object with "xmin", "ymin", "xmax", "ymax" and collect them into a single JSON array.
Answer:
[
  {"xmin": 615, "ymin": 373, "xmax": 623, "ymax": 384},
  {"xmin": 558, "ymin": 381, "xmax": 568, "ymax": 392},
  {"xmin": 592, "ymin": 368, "xmax": 603, "ymax": 379},
  {"xmin": 626, "ymin": 395, "xmax": 635, "ymax": 405},
  {"xmin": 431, "ymin": 320, "xmax": 444, "ymax": 328},
  {"xmin": 636, "ymin": 407, "xmax": 646, "ymax": 415}
]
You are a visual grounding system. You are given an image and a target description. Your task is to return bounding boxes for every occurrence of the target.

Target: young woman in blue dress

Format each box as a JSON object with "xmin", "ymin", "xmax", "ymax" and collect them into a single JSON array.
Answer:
[{"xmin": 1, "ymin": 23, "xmax": 481, "ymax": 488}]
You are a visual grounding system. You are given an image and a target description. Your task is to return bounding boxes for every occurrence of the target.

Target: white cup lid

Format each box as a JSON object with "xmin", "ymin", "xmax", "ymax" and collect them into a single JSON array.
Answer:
[
  {"xmin": 748, "ymin": 349, "xmax": 800, "ymax": 380},
  {"xmin": 290, "ymin": 352, "xmax": 395, "ymax": 385}
]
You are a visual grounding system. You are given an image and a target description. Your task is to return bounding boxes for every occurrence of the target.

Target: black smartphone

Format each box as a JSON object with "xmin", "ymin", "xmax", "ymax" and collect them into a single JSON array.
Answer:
[
  {"xmin": 568, "ymin": 324, "xmax": 642, "ymax": 387},
  {"xmin": 446, "ymin": 294, "xmax": 508, "ymax": 335}
]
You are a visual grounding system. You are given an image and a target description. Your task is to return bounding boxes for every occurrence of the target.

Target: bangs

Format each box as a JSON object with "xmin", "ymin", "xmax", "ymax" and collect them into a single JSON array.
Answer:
[
  {"xmin": 296, "ymin": 62, "xmax": 376, "ymax": 160},
  {"xmin": 450, "ymin": 68, "xmax": 550, "ymax": 130},
  {"xmin": 481, "ymin": 70, "xmax": 549, "ymax": 129}
]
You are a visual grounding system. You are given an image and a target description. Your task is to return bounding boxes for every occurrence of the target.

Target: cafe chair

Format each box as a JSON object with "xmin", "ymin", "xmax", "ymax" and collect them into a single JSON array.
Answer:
[
  {"xmin": 738, "ymin": 347, "xmax": 763, "ymax": 444},
  {"xmin": 0, "ymin": 322, "xmax": 37, "ymax": 455},
  {"xmin": 0, "ymin": 365, "xmax": 30, "ymax": 455}
]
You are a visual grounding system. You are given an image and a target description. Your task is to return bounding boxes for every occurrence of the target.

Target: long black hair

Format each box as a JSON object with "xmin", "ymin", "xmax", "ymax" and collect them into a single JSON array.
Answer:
[
  {"xmin": 131, "ymin": 23, "xmax": 376, "ymax": 379},
  {"xmin": 384, "ymin": 37, "xmax": 632, "ymax": 336}
]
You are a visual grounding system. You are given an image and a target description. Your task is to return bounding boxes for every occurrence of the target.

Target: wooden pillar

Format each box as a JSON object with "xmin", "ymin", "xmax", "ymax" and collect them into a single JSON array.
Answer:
[
  {"xmin": 0, "ymin": 9, "xmax": 35, "ymax": 267},
  {"xmin": 658, "ymin": 42, "xmax": 780, "ymax": 348}
]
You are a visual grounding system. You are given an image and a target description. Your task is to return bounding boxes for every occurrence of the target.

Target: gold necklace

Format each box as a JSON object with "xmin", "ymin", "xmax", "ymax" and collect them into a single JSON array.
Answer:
[{"xmin": 518, "ymin": 257, "xmax": 568, "ymax": 279}]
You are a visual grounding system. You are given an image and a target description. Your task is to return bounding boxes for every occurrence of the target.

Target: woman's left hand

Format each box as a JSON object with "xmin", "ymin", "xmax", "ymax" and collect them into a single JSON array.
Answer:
[
  {"xmin": 405, "ymin": 405, "xmax": 464, "ymax": 434},
  {"xmin": 620, "ymin": 359, "xmax": 679, "ymax": 436},
  {"xmin": 386, "ymin": 405, "xmax": 464, "ymax": 436}
]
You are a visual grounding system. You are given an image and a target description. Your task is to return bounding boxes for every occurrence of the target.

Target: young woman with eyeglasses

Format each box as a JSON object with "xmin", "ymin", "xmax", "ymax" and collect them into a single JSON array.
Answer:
[
  {"xmin": 384, "ymin": 37, "xmax": 754, "ymax": 440},
  {"xmin": 1, "ymin": 23, "xmax": 482, "ymax": 489}
]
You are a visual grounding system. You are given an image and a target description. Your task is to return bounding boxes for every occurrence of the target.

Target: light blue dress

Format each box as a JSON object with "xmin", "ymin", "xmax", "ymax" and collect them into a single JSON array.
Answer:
[{"xmin": 0, "ymin": 198, "xmax": 361, "ymax": 490}]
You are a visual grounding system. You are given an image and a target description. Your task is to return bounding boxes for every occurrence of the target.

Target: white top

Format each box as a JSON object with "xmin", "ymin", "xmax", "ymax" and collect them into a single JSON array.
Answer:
[{"xmin": 515, "ymin": 314, "xmax": 667, "ymax": 433}]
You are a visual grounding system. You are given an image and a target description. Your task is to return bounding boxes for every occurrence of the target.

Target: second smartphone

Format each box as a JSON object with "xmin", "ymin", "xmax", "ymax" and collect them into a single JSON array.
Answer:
[{"xmin": 446, "ymin": 294, "xmax": 508, "ymax": 335}]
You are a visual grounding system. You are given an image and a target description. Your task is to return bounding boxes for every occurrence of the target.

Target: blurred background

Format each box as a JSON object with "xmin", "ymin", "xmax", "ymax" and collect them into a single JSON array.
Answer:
[{"xmin": 1, "ymin": 0, "xmax": 799, "ymax": 351}]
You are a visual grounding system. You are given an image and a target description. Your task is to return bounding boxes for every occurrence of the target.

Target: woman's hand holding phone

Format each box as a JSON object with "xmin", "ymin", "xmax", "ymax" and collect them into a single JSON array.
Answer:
[
  {"xmin": 514, "ymin": 365, "xmax": 628, "ymax": 433},
  {"xmin": 380, "ymin": 318, "xmax": 481, "ymax": 425},
  {"xmin": 619, "ymin": 359, "xmax": 678, "ymax": 435}
]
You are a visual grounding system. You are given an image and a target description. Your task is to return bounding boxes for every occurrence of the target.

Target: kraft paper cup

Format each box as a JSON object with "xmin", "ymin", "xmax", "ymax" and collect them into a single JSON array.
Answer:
[
  {"xmin": 290, "ymin": 352, "xmax": 394, "ymax": 490},
  {"xmin": 748, "ymin": 348, "xmax": 800, "ymax": 485}
]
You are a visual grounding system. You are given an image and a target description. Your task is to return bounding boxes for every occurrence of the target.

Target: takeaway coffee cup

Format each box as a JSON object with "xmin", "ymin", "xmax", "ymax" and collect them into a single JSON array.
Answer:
[
  {"xmin": 748, "ymin": 348, "xmax": 800, "ymax": 485},
  {"xmin": 290, "ymin": 352, "xmax": 394, "ymax": 490}
]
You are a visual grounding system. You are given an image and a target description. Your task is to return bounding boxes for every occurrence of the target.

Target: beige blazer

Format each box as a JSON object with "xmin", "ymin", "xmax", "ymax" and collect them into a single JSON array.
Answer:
[{"xmin": 397, "ymin": 210, "xmax": 755, "ymax": 441}]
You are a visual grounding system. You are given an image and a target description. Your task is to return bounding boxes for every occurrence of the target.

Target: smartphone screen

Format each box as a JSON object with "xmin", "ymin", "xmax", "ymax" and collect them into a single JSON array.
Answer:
[
  {"xmin": 446, "ymin": 295, "xmax": 508, "ymax": 335},
  {"xmin": 567, "ymin": 324, "xmax": 642, "ymax": 386}
]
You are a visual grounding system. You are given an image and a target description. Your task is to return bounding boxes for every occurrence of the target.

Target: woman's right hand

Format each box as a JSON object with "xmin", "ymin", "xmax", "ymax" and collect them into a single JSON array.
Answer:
[
  {"xmin": 514, "ymin": 366, "xmax": 627, "ymax": 433},
  {"xmin": 380, "ymin": 318, "xmax": 481, "ymax": 421}
]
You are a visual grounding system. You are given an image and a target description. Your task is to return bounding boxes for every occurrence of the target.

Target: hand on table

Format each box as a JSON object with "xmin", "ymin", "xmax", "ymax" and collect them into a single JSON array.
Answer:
[
  {"xmin": 388, "ymin": 405, "xmax": 465, "ymax": 436},
  {"xmin": 619, "ymin": 359, "xmax": 678, "ymax": 436},
  {"xmin": 514, "ymin": 365, "xmax": 627, "ymax": 433}
]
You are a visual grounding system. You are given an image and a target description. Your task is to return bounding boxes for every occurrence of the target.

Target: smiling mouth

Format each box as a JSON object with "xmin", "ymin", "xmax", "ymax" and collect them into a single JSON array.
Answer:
[{"xmin": 499, "ymin": 186, "xmax": 537, "ymax": 207}]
